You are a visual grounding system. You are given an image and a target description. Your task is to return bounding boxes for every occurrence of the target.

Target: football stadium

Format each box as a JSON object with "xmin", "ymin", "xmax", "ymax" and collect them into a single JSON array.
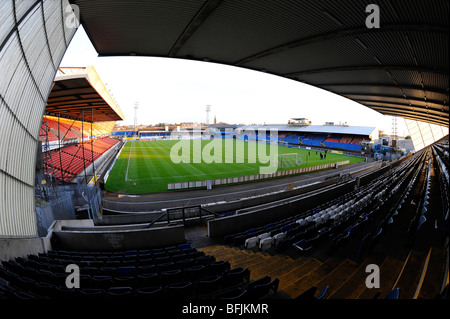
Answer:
[
  {"xmin": 104, "ymin": 138, "xmax": 366, "ymax": 194},
  {"xmin": 0, "ymin": 0, "xmax": 448, "ymax": 313}
]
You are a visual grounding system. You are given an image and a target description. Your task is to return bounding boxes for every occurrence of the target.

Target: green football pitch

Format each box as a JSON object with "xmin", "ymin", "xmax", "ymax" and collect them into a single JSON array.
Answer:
[{"xmin": 104, "ymin": 139, "xmax": 365, "ymax": 194}]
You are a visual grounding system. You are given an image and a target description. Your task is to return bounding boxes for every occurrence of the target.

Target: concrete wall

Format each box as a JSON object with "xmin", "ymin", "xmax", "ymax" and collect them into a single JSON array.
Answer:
[
  {"xmin": 167, "ymin": 161, "xmax": 349, "ymax": 190},
  {"xmin": 0, "ymin": 237, "xmax": 50, "ymax": 263},
  {"xmin": 0, "ymin": 0, "xmax": 78, "ymax": 236},
  {"xmin": 50, "ymin": 225, "xmax": 186, "ymax": 251},
  {"xmin": 98, "ymin": 176, "xmax": 342, "ymax": 226},
  {"xmin": 207, "ymin": 157, "xmax": 409, "ymax": 239},
  {"xmin": 97, "ymin": 211, "xmax": 164, "ymax": 226},
  {"xmin": 49, "ymin": 219, "xmax": 95, "ymax": 231},
  {"xmin": 208, "ymin": 179, "xmax": 356, "ymax": 239}
]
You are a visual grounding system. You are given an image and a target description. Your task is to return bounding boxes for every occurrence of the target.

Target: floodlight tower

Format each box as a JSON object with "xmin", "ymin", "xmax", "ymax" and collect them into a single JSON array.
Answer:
[
  {"xmin": 391, "ymin": 116, "xmax": 398, "ymax": 149},
  {"xmin": 206, "ymin": 105, "xmax": 211, "ymax": 126},
  {"xmin": 134, "ymin": 102, "xmax": 139, "ymax": 132}
]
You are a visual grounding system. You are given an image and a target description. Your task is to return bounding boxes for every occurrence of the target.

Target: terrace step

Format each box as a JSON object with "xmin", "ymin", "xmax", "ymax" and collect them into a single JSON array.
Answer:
[
  {"xmin": 281, "ymin": 258, "xmax": 339, "ymax": 298},
  {"xmin": 313, "ymin": 258, "xmax": 359, "ymax": 298},
  {"xmin": 416, "ymin": 247, "xmax": 448, "ymax": 299},
  {"xmin": 392, "ymin": 250, "xmax": 427, "ymax": 299},
  {"xmin": 327, "ymin": 258, "xmax": 378, "ymax": 299},
  {"xmin": 199, "ymin": 245, "xmax": 326, "ymax": 297},
  {"xmin": 357, "ymin": 255, "xmax": 405, "ymax": 299}
]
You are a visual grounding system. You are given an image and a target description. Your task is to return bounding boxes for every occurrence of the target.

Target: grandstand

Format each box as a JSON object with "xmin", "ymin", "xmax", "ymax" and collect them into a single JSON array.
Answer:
[
  {"xmin": 39, "ymin": 67, "xmax": 124, "ymax": 185},
  {"xmin": 43, "ymin": 137, "xmax": 121, "ymax": 182},
  {"xmin": 238, "ymin": 121, "xmax": 376, "ymax": 153},
  {"xmin": 2, "ymin": 138, "xmax": 448, "ymax": 303},
  {"xmin": 0, "ymin": 0, "xmax": 448, "ymax": 313}
]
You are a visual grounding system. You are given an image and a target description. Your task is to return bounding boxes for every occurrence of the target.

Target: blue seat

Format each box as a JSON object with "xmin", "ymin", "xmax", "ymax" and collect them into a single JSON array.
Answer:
[
  {"xmin": 368, "ymin": 228, "xmax": 383, "ymax": 251},
  {"xmin": 89, "ymin": 275, "xmax": 113, "ymax": 289},
  {"xmin": 157, "ymin": 261, "xmax": 177, "ymax": 272},
  {"xmin": 417, "ymin": 215, "xmax": 427, "ymax": 232},
  {"xmin": 294, "ymin": 286, "xmax": 317, "ymax": 299},
  {"xmin": 385, "ymin": 287, "xmax": 400, "ymax": 299},
  {"xmin": 295, "ymin": 285, "xmax": 329, "ymax": 299},
  {"xmin": 316, "ymin": 285, "xmax": 329, "ymax": 299},
  {"xmin": 107, "ymin": 287, "xmax": 133, "ymax": 299},
  {"xmin": 80, "ymin": 288, "xmax": 106, "ymax": 299},
  {"xmin": 356, "ymin": 232, "xmax": 372, "ymax": 261},
  {"xmin": 177, "ymin": 244, "xmax": 191, "ymax": 251},
  {"xmin": 137, "ymin": 264, "xmax": 157, "ymax": 274},
  {"xmin": 196, "ymin": 255, "xmax": 215, "ymax": 266},
  {"xmin": 207, "ymin": 260, "xmax": 230, "ymax": 276},
  {"xmin": 176, "ymin": 258, "xmax": 196, "ymax": 269},
  {"xmin": 221, "ymin": 267, "xmax": 250, "ymax": 288},
  {"xmin": 117, "ymin": 266, "xmax": 137, "ymax": 276},
  {"xmin": 113, "ymin": 276, "xmax": 136, "ymax": 287},
  {"xmin": 167, "ymin": 281, "xmax": 194, "ymax": 299},
  {"xmin": 292, "ymin": 239, "xmax": 313, "ymax": 253},
  {"xmin": 232, "ymin": 234, "xmax": 247, "ymax": 246},
  {"xmin": 161, "ymin": 269, "xmax": 183, "ymax": 286},
  {"xmin": 195, "ymin": 275, "xmax": 222, "ymax": 296},
  {"xmin": 136, "ymin": 272, "xmax": 160, "ymax": 288},
  {"xmin": 184, "ymin": 265, "xmax": 207, "ymax": 282},
  {"xmin": 125, "ymin": 250, "xmax": 138, "ymax": 256},
  {"xmin": 213, "ymin": 287, "xmax": 246, "ymax": 300},
  {"xmin": 245, "ymin": 276, "xmax": 271, "ymax": 290},
  {"xmin": 245, "ymin": 277, "xmax": 279, "ymax": 299},
  {"xmin": 136, "ymin": 286, "xmax": 164, "ymax": 299}
]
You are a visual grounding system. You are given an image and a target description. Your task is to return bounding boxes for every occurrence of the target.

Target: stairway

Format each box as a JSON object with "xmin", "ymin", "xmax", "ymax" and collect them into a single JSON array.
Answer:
[
  {"xmin": 198, "ymin": 244, "xmax": 447, "ymax": 299},
  {"xmin": 199, "ymin": 245, "xmax": 364, "ymax": 299}
]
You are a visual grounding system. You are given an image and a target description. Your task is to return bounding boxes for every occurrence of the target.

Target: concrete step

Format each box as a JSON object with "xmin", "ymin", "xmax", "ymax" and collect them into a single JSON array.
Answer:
[
  {"xmin": 281, "ymin": 258, "xmax": 339, "ymax": 299},
  {"xmin": 416, "ymin": 246, "xmax": 448, "ymax": 299},
  {"xmin": 314, "ymin": 258, "xmax": 360, "ymax": 298},
  {"xmin": 392, "ymin": 250, "xmax": 427, "ymax": 299},
  {"xmin": 328, "ymin": 258, "xmax": 378, "ymax": 299},
  {"xmin": 357, "ymin": 255, "xmax": 404, "ymax": 299}
]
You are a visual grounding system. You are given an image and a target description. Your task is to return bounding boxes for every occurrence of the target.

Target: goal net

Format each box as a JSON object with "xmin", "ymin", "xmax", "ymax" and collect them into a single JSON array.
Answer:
[{"xmin": 278, "ymin": 153, "xmax": 300, "ymax": 168}]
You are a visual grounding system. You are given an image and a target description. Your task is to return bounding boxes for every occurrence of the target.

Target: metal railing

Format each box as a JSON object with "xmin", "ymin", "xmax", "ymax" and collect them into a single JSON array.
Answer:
[{"xmin": 145, "ymin": 205, "xmax": 221, "ymax": 228}]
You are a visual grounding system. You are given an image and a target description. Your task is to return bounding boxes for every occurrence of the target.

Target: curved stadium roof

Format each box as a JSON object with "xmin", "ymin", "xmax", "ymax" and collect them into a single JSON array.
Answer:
[
  {"xmin": 47, "ymin": 66, "xmax": 125, "ymax": 122},
  {"xmin": 69, "ymin": 0, "xmax": 448, "ymax": 127},
  {"xmin": 237, "ymin": 124, "xmax": 377, "ymax": 136}
]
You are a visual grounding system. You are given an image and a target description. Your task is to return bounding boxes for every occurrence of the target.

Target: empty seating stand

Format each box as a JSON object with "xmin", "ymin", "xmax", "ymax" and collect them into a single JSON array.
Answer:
[
  {"xmin": 43, "ymin": 137, "xmax": 120, "ymax": 182},
  {"xmin": 0, "ymin": 244, "xmax": 259, "ymax": 300}
]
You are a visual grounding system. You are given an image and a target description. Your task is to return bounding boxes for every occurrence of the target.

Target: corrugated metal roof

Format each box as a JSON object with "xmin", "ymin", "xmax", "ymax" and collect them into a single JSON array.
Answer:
[
  {"xmin": 47, "ymin": 66, "xmax": 125, "ymax": 122},
  {"xmin": 70, "ymin": 0, "xmax": 449, "ymax": 127},
  {"xmin": 237, "ymin": 124, "xmax": 376, "ymax": 136}
]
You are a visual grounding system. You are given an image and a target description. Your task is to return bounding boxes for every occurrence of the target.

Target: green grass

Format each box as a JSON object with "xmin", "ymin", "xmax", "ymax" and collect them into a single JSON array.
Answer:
[{"xmin": 104, "ymin": 139, "xmax": 365, "ymax": 194}]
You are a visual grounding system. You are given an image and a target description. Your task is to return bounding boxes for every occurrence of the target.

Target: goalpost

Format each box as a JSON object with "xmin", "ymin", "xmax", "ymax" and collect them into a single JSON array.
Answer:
[{"xmin": 278, "ymin": 153, "xmax": 301, "ymax": 169}]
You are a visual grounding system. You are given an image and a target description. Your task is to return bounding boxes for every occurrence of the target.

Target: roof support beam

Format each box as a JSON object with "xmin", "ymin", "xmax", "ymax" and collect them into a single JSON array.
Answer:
[
  {"xmin": 318, "ymin": 83, "xmax": 449, "ymax": 97},
  {"xmin": 285, "ymin": 65, "xmax": 449, "ymax": 77},
  {"xmin": 344, "ymin": 94, "xmax": 448, "ymax": 112},
  {"xmin": 359, "ymin": 100, "xmax": 445, "ymax": 117},
  {"xmin": 168, "ymin": 0, "xmax": 223, "ymax": 57},
  {"xmin": 234, "ymin": 24, "xmax": 448, "ymax": 66},
  {"xmin": 366, "ymin": 105, "xmax": 447, "ymax": 126}
]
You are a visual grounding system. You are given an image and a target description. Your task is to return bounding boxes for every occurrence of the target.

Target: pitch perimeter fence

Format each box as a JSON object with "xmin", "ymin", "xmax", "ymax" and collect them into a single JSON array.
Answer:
[{"xmin": 167, "ymin": 160, "xmax": 350, "ymax": 191}]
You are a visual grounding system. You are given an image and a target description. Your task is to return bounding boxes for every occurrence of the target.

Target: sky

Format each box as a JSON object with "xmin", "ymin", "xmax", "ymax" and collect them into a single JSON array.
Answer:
[{"xmin": 60, "ymin": 26, "xmax": 409, "ymax": 136}]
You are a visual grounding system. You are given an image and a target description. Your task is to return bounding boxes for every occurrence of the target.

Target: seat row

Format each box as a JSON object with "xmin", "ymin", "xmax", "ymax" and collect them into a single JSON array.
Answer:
[
  {"xmin": 238, "ymin": 184, "xmax": 376, "ymax": 253},
  {"xmin": 45, "ymin": 244, "xmax": 192, "ymax": 258},
  {"xmin": 32, "ymin": 246, "xmax": 198, "ymax": 267},
  {"xmin": 0, "ymin": 264, "xmax": 254, "ymax": 300},
  {"xmin": 228, "ymin": 154, "xmax": 421, "ymax": 255},
  {"xmin": 213, "ymin": 275, "xmax": 279, "ymax": 299},
  {"xmin": 3, "ymin": 252, "xmax": 217, "ymax": 282}
]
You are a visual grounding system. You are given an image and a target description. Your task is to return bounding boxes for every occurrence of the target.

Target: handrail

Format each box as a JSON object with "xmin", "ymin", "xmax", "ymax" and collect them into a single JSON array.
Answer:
[
  {"xmin": 145, "ymin": 211, "xmax": 169, "ymax": 228},
  {"xmin": 144, "ymin": 205, "xmax": 220, "ymax": 227},
  {"xmin": 200, "ymin": 206, "xmax": 221, "ymax": 218}
]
